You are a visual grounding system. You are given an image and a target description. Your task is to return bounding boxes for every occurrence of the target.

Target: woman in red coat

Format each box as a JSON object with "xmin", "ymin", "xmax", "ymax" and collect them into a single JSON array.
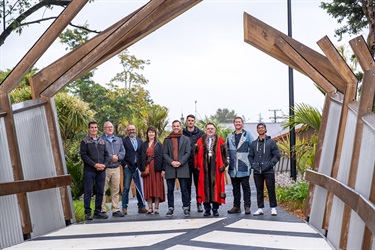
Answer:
[{"xmin": 194, "ymin": 123, "xmax": 227, "ymax": 216}]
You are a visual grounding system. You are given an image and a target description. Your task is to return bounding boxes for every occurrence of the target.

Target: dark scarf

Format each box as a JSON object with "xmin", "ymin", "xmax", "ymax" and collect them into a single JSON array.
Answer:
[{"xmin": 166, "ymin": 131, "xmax": 182, "ymax": 161}]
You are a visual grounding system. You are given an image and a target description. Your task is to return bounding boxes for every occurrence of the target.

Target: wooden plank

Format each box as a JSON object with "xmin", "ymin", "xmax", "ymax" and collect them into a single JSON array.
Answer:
[
  {"xmin": 243, "ymin": 12, "xmax": 346, "ymax": 94},
  {"xmin": 0, "ymin": 175, "xmax": 71, "ymax": 196},
  {"xmin": 76, "ymin": 0, "xmax": 203, "ymax": 79},
  {"xmin": 1, "ymin": 0, "xmax": 88, "ymax": 94},
  {"xmin": 0, "ymin": 91, "xmax": 32, "ymax": 234},
  {"xmin": 30, "ymin": 7, "xmax": 138, "ymax": 98},
  {"xmin": 40, "ymin": 0, "xmax": 166, "ymax": 97},
  {"xmin": 362, "ymin": 160, "xmax": 375, "ymax": 249},
  {"xmin": 275, "ymin": 37, "xmax": 336, "ymax": 93},
  {"xmin": 305, "ymin": 170, "xmax": 375, "ymax": 236},
  {"xmin": 316, "ymin": 36, "xmax": 358, "ymax": 249},
  {"xmin": 42, "ymin": 97, "xmax": 73, "ymax": 220},
  {"xmin": 349, "ymin": 35, "xmax": 375, "ymax": 71},
  {"xmin": 40, "ymin": 0, "xmax": 202, "ymax": 97},
  {"xmin": 349, "ymin": 70, "xmax": 375, "ymax": 249},
  {"xmin": 317, "ymin": 36, "xmax": 358, "ymax": 97}
]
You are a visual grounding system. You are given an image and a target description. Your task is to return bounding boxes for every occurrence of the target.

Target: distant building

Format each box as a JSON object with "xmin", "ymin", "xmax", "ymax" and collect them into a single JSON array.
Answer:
[{"xmin": 223, "ymin": 122, "xmax": 296, "ymax": 140}]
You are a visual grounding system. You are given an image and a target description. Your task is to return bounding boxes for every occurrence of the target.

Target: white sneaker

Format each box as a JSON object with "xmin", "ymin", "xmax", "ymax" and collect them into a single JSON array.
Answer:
[
  {"xmin": 253, "ymin": 208, "xmax": 264, "ymax": 216},
  {"xmin": 271, "ymin": 208, "xmax": 277, "ymax": 216}
]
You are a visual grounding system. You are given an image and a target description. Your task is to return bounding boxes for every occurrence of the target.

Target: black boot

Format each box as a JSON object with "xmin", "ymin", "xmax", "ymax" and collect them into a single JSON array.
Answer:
[{"xmin": 197, "ymin": 203, "xmax": 203, "ymax": 213}]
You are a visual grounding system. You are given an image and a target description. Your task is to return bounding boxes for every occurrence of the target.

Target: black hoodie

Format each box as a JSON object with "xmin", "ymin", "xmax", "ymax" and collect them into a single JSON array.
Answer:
[
  {"xmin": 183, "ymin": 126, "xmax": 204, "ymax": 168},
  {"xmin": 249, "ymin": 136, "xmax": 280, "ymax": 174}
]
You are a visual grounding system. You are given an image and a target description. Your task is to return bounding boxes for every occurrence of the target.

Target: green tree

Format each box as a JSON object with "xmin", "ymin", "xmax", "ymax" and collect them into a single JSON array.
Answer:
[
  {"xmin": 54, "ymin": 92, "xmax": 94, "ymax": 151},
  {"xmin": 196, "ymin": 116, "xmax": 232, "ymax": 139},
  {"xmin": 0, "ymin": 0, "xmax": 97, "ymax": 47},
  {"xmin": 118, "ymin": 104, "xmax": 169, "ymax": 140},
  {"xmin": 320, "ymin": 1, "xmax": 375, "ymax": 56},
  {"xmin": 110, "ymin": 50, "xmax": 150, "ymax": 89},
  {"xmin": 280, "ymin": 103, "xmax": 322, "ymax": 177},
  {"xmin": 283, "ymin": 103, "xmax": 322, "ymax": 132},
  {"xmin": 211, "ymin": 108, "xmax": 237, "ymax": 123},
  {"xmin": 1, "ymin": 68, "xmax": 38, "ymax": 89}
]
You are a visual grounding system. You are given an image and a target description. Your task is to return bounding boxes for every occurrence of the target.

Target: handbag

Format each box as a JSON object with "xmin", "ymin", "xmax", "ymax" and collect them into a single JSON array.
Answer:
[{"xmin": 141, "ymin": 164, "xmax": 150, "ymax": 177}]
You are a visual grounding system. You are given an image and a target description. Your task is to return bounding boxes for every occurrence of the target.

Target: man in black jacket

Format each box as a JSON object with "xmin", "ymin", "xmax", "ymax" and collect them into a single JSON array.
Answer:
[
  {"xmin": 80, "ymin": 121, "xmax": 109, "ymax": 220},
  {"xmin": 249, "ymin": 123, "xmax": 280, "ymax": 216},
  {"xmin": 183, "ymin": 114, "xmax": 204, "ymax": 212},
  {"xmin": 121, "ymin": 124, "xmax": 147, "ymax": 214}
]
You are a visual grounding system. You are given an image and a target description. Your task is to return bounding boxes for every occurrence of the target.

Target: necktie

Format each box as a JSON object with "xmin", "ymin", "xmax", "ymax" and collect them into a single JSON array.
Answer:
[
  {"xmin": 131, "ymin": 139, "xmax": 137, "ymax": 151},
  {"xmin": 132, "ymin": 139, "xmax": 137, "ymax": 163}
]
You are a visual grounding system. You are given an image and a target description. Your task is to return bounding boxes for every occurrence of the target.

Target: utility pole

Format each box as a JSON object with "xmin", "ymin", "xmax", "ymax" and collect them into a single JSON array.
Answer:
[
  {"xmin": 195, "ymin": 101, "xmax": 197, "ymax": 118},
  {"xmin": 288, "ymin": 0, "xmax": 297, "ymax": 181},
  {"xmin": 258, "ymin": 113, "xmax": 263, "ymax": 123},
  {"xmin": 268, "ymin": 109, "xmax": 282, "ymax": 123}
]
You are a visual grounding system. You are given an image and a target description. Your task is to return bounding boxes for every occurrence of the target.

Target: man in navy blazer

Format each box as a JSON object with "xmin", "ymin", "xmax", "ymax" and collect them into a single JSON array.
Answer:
[{"xmin": 121, "ymin": 124, "xmax": 147, "ymax": 214}]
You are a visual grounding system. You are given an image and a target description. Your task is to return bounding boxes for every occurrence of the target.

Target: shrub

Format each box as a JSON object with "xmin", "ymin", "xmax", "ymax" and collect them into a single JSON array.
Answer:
[{"xmin": 275, "ymin": 172, "xmax": 309, "ymax": 211}]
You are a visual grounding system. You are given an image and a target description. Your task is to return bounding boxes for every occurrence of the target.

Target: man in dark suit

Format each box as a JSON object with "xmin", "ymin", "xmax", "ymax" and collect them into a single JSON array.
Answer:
[{"xmin": 121, "ymin": 124, "xmax": 147, "ymax": 214}]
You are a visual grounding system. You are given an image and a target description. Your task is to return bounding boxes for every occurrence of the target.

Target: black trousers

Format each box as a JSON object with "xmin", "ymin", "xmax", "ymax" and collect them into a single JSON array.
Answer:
[
  {"xmin": 253, "ymin": 172, "xmax": 277, "ymax": 208},
  {"xmin": 187, "ymin": 164, "xmax": 200, "ymax": 204},
  {"xmin": 203, "ymin": 202, "xmax": 219, "ymax": 212},
  {"xmin": 230, "ymin": 176, "xmax": 251, "ymax": 208}
]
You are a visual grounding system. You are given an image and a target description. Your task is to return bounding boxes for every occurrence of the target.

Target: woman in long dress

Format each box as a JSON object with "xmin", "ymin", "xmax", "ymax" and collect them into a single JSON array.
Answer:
[{"xmin": 139, "ymin": 126, "xmax": 165, "ymax": 214}]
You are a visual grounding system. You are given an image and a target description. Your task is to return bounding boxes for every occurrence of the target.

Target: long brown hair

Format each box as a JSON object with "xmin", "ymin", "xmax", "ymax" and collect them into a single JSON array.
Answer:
[{"xmin": 146, "ymin": 126, "xmax": 158, "ymax": 142}]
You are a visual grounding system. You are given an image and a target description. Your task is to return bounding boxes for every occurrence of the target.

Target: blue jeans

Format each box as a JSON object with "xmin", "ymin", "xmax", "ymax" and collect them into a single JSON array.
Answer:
[
  {"xmin": 166, "ymin": 178, "xmax": 189, "ymax": 209},
  {"xmin": 122, "ymin": 167, "xmax": 145, "ymax": 209},
  {"xmin": 83, "ymin": 170, "xmax": 106, "ymax": 215}
]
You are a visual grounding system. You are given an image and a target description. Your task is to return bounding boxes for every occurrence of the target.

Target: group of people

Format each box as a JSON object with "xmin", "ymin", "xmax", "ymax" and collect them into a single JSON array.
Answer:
[{"xmin": 79, "ymin": 115, "xmax": 280, "ymax": 220}]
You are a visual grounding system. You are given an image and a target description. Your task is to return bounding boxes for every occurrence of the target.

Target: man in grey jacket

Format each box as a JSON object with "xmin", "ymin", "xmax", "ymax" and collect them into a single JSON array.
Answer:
[
  {"xmin": 163, "ymin": 120, "xmax": 191, "ymax": 217},
  {"xmin": 101, "ymin": 121, "xmax": 126, "ymax": 217}
]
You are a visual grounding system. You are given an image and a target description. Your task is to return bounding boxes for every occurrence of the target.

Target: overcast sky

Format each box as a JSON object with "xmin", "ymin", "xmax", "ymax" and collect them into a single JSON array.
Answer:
[{"xmin": 0, "ymin": 0, "xmax": 358, "ymax": 124}]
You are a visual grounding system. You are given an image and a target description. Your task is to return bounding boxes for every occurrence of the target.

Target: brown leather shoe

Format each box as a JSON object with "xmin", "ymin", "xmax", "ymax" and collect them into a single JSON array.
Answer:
[
  {"xmin": 245, "ymin": 207, "xmax": 251, "ymax": 215},
  {"xmin": 227, "ymin": 207, "xmax": 241, "ymax": 214},
  {"xmin": 122, "ymin": 208, "xmax": 127, "ymax": 215},
  {"xmin": 138, "ymin": 207, "xmax": 147, "ymax": 213}
]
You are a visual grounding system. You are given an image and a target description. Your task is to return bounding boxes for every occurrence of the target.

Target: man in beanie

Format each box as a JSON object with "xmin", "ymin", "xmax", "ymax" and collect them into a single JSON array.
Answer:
[
  {"xmin": 249, "ymin": 122, "xmax": 280, "ymax": 216},
  {"xmin": 226, "ymin": 117, "xmax": 253, "ymax": 215}
]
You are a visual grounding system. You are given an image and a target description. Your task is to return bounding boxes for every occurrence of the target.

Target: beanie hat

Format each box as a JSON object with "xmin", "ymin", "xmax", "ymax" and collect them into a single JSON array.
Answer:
[{"xmin": 257, "ymin": 122, "xmax": 266, "ymax": 129}]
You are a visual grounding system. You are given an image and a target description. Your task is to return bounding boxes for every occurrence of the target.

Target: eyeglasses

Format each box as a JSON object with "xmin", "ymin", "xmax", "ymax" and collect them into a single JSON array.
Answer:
[{"xmin": 104, "ymin": 126, "xmax": 114, "ymax": 128}]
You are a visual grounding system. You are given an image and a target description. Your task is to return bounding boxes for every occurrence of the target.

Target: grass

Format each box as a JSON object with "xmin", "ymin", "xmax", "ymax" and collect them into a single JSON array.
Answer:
[{"xmin": 73, "ymin": 200, "xmax": 109, "ymax": 222}]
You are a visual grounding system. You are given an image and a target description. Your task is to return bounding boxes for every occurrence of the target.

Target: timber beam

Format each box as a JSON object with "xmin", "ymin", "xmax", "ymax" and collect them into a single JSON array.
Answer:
[
  {"xmin": 31, "ymin": 0, "xmax": 202, "ymax": 98},
  {"xmin": 348, "ymin": 35, "xmax": 375, "ymax": 250},
  {"xmin": 0, "ymin": 175, "xmax": 71, "ymax": 196},
  {"xmin": 243, "ymin": 12, "xmax": 345, "ymax": 93}
]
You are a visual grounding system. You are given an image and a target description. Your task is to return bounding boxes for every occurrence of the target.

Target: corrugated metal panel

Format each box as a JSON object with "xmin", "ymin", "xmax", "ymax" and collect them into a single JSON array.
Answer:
[
  {"xmin": 309, "ymin": 100, "xmax": 342, "ymax": 235},
  {"xmin": 0, "ymin": 117, "xmax": 24, "ymax": 248},
  {"xmin": 13, "ymin": 106, "xmax": 65, "ymax": 238},
  {"xmin": 347, "ymin": 120, "xmax": 375, "ymax": 250},
  {"xmin": 327, "ymin": 109, "xmax": 357, "ymax": 249}
]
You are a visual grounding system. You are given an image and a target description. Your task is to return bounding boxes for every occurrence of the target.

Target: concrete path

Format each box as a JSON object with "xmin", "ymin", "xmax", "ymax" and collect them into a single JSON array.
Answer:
[{"xmin": 5, "ymin": 183, "xmax": 333, "ymax": 249}]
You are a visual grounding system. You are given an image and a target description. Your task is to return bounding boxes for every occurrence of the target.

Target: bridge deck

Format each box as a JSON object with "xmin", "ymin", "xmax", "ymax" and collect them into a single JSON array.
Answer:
[{"xmin": 5, "ymin": 182, "xmax": 333, "ymax": 249}]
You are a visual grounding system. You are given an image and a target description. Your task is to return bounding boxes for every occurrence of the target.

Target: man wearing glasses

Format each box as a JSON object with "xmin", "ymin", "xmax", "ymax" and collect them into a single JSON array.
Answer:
[
  {"xmin": 121, "ymin": 124, "xmax": 147, "ymax": 215},
  {"xmin": 101, "ymin": 121, "xmax": 126, "ymax": 217}
]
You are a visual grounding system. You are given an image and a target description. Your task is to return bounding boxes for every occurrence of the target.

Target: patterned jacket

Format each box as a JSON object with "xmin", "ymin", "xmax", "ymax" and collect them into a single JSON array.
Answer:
[{"xmin": 226, "ymin": 130, "xmax": 253, "ymax": 178}]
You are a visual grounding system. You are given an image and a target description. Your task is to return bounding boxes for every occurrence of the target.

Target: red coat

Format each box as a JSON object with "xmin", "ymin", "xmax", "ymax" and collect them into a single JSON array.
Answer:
[{"xmin": 194, "ymin": 134, "xmax": 227, "ymax": 204}]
